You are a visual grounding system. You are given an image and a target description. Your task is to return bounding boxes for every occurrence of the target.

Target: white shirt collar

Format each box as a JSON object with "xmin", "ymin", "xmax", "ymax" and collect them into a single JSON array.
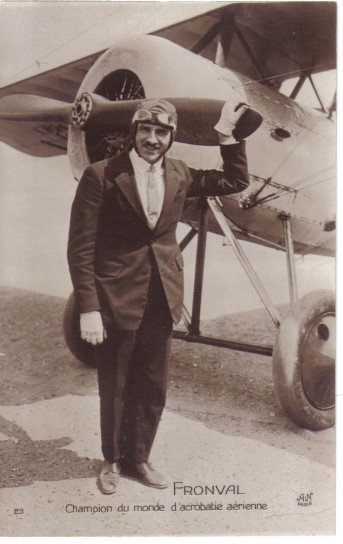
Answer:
[{"xmin": 129, "ymin": 148, "xmax": 164, "ymax": 175}]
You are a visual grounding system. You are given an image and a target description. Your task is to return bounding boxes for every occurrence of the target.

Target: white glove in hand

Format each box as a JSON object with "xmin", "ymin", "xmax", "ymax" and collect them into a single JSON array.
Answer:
[
  {"xmin": 214, "ymin": 102, "xmax": 248, "ymax": 142},
  {"xmin": 80, "ymin": 311, "xmax": 106, "ymax": 345}
]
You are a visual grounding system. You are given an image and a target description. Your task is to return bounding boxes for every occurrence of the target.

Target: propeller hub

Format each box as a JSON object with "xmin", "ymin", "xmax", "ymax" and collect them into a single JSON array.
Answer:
[{"xmin": 72, "ymin": 92, "xmax": 93, "ymax": 128}]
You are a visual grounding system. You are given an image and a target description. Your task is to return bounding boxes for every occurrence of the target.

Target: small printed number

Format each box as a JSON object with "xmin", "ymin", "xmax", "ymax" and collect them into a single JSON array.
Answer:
[{"xmin": 14, "ymin": 508, "xmax": 24, "ymax": 515}]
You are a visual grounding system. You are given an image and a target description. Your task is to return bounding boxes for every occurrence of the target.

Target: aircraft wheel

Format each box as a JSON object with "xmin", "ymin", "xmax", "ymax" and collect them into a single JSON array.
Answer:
[
  {"xmin": 63, "ymin": 292, "xmax": 98, "ymax": 368},
  {"xmin": 272, "ymin": 289, "xmax": 335, "ymax": 430}
]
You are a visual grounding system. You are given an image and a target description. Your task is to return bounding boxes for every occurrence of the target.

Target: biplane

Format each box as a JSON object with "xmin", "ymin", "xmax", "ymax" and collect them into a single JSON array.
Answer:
[{"xmin": 0, "ymin": 2, "xmax": 336, "ymax": 431}]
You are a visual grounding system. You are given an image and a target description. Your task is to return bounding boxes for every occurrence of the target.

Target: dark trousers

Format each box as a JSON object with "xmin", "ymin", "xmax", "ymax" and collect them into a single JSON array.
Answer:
[{"xmin": 96, "ymin": 263, "xmax": 173, "ymax": 463}]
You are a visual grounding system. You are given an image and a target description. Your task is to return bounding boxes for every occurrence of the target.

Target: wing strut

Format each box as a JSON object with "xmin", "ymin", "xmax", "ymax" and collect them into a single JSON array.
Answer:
[
  {"xmin": 173, "ymin": 200, "xmax": 305, "ymax": 358},
  {"xmin": 290, "ymin": 70, "xmax": 327, "ymax": 113},
  {"xmin": 190, "ymin": 21, "xmax": 221, "ymax": 54},
  {"xmin": 228, "ymin": 21, "xmax": 263, "ymax": 80},
  {"xmin": 207, "ymin": 197, "xmax": 281, "ymax": 327},
  {"xmin": 172, "ymin": 196, "xmax": 283, "ymax": 357},
  {"xmin": 280, "ymin": 214, "xmax": 298, "ymax": 305}
]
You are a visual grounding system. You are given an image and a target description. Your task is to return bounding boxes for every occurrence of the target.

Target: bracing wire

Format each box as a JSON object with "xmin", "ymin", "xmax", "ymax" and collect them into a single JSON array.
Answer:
[{"xmin": 232, "ymin": 62, "xmax": 335, "ymax": 90}]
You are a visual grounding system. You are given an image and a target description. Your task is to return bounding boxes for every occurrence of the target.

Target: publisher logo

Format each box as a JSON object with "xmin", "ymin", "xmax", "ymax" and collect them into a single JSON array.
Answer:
[{"xmin": 297, "ymin": 492, "xmax": 313, "ymax": 507}]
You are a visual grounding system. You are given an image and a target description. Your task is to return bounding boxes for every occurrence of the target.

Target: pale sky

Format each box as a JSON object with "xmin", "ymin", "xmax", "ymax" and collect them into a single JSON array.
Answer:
[{"xmin": 0, "ymin": 1, "xmax": 221, "ymax": 86}]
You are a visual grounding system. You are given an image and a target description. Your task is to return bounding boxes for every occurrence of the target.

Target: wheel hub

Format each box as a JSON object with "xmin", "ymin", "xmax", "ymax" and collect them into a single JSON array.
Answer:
[{"xmin": 301, "ymin": 312, "xmax": 335, "ymax": 410}]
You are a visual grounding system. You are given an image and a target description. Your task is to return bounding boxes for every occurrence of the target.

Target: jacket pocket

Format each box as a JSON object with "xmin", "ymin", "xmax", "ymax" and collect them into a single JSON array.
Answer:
[{"xmin": 96, "ymin": 262, "xmax": 124, "ymax": 278}]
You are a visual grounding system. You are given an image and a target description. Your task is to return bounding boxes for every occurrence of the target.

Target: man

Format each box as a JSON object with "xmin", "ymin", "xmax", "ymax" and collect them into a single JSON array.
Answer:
[{"xmin": 67, "ymin": 98, "xmax": 257, "ymax": 494}]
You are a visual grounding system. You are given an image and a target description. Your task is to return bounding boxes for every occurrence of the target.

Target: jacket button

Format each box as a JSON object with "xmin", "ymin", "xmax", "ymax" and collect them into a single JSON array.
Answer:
[{"xmin": 149, "ymin": 239, "xmax": 154, "ymax": 246}]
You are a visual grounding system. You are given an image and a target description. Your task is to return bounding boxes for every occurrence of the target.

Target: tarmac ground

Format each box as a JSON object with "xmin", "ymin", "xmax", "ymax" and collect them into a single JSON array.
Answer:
[{"xmin": 0, "ymin": 286, "xmax": 335, "ymax": 537}]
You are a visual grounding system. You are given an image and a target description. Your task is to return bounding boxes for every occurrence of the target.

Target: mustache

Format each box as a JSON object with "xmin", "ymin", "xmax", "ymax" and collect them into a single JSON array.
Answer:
[{"xmin": 144, "ymin": 143, "xmax": 160, "ymax": 149}]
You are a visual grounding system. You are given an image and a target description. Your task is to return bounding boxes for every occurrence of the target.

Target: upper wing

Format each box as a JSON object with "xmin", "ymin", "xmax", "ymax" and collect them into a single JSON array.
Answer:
[
  {"xmin": 156, "ymin": 2, "xmax": 336, "ymax": 86},
  {"xmin": 0, "ymin": 1, "xmax": 336, "ymax": 157}
]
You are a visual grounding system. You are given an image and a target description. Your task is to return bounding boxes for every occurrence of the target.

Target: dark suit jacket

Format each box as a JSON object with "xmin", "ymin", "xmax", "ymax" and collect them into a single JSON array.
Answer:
[{"xmin": 67, "ymin": 142, "xmax": 249, "ymax": 329}]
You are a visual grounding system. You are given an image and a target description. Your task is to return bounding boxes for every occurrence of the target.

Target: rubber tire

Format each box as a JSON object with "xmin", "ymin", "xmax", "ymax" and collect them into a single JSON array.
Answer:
[
  {"xmin": 63, "ymin": 292, "xmax": 98, "ymax": 368},
  {"xmin": 272, "ymin": 289, "xmax": 335, "ymax": 430}
]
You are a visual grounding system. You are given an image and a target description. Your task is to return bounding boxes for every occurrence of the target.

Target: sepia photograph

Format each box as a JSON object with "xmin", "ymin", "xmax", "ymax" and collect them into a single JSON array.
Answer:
[{"xmin": 0, "ymin": 0, "xmax": 338, "ymax": 538}]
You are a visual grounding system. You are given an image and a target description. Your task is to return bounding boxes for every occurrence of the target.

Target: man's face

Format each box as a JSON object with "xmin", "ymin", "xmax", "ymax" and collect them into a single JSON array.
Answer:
[{"xmin": 135, "ymin": 122, "xmax": 171, "ymax": 163}]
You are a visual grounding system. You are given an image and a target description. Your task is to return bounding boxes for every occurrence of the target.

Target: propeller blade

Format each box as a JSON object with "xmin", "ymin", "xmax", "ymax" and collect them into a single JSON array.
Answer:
[
  {"xmin": 0, "ymin": 92, "xmax": 263, "ymax": 147},
  {"xmin": 72, "ymin": 93, "xmax": 226, "ymax": 145},
  {"xmin": 72, "ymin": 93, "xmax": 262, "ymax": 146},
  {"xmin": 0, "ymin": 94, "xmax": 72, "ymax": 123}
]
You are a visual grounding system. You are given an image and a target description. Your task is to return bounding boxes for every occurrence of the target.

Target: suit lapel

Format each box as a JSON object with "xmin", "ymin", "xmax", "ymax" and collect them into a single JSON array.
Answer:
[
  {"xmin": 156, "ymin": 158, "xmax": 181, "ymax": 228},
  {"xmin": 115, "ymin": 172, "xmax": 148, "ymax": 223},
  {"xmin": 105, "ymin": 151, "xmax": 147, "ymax": 225},
  {"xmin": 104, "ymin": 152, "xmax": 182, "ymax": 231}
]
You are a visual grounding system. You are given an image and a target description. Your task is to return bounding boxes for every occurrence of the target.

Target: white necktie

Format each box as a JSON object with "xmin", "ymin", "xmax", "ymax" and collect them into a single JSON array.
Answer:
[{"xmin": 147, "ymin": 165, "xmax": 159, "ymax": 229}]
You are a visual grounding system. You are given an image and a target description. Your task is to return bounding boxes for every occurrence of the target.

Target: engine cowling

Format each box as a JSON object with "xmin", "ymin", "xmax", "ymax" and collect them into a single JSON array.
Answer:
[{"xmin": 67, "ymin": 34, "xmax": 245, "ymax": 180}]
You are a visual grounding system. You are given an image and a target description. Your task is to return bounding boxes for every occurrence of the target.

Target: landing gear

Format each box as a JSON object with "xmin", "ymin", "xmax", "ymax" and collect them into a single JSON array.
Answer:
[
  {"xmin": 272, "ymin": 289, "xmax": 335, "ymax": 430},
  {"xmin": 178, "ymin": 199, "xmax": 336, "ymax": 430}
]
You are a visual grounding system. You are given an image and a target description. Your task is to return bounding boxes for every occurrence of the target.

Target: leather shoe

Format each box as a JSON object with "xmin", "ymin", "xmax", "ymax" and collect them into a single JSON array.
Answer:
[
  {"xmin": 98, "ymin": 461, "xmax": 120, "ymax": 494},
  {"xmin": 122, "ymin": 460, "xmax": 168, "ymax": 489}
]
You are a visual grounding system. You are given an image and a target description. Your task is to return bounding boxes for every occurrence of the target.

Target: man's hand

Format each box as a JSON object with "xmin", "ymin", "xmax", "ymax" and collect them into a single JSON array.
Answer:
[
  {"xmin": 214, "ymin": 102, "xmax": 262, "ymax": 143},
  {"xmin": 80, "ymin": 311, "xmax": 107, "ymax": 345},
  {"xmin": 214, "ymin": 102, "xmax": 248, "ymax": 137}
]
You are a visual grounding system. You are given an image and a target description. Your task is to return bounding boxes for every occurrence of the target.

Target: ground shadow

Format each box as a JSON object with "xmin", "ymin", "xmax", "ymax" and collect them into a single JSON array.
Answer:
[{"xmin": 0, "ymin": 414, "xmax": 102, "ymax": 489}]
